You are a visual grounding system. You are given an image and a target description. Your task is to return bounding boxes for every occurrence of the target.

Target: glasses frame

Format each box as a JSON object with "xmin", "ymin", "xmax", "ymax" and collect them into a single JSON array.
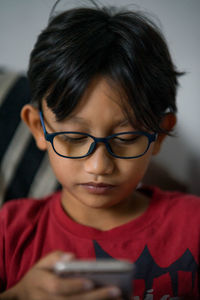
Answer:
[{"xmin": 39, "ymin": 111, "xmax": 157, "ymax": 159}]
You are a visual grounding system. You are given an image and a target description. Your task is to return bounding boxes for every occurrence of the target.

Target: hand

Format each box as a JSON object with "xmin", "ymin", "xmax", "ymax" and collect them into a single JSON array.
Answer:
[{"xmin": 0, "ymin": 251, "xmax": 123, "ymax": 300}]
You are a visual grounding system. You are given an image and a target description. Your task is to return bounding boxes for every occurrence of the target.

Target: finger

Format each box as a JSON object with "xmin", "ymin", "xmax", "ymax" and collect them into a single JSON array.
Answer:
[
  {"xmin": 35, "ymin": 251, "xmax": 75, "ymax": 270},
  {"xmin": 39, "ymin": 272, "xmax": 94, "ymax": 296},
  {"xmin": 73, "ymin": 286, "xmax": 122, "ymax": 300}
]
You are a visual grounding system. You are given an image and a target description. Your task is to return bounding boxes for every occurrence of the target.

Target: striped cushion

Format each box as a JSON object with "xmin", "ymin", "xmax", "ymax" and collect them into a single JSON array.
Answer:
[{"xmin": 0, "ymin": 71, "xmax": 58, "ymax": 205}]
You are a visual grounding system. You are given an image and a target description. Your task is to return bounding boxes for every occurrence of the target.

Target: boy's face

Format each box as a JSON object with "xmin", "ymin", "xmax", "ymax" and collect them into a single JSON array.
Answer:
[
  {"xmin": 44, "ymin": 79, "xmax": 157, "ymax": 200},
  {"xmin": 22, "ymin": 77, "xmax": 173, "ymax": 225}
]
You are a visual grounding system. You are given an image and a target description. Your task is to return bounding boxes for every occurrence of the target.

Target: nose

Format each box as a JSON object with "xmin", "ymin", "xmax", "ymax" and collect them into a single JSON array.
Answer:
[{"xmin": 84, "ymin": 143, "xmax": 114, "ymax": 176}]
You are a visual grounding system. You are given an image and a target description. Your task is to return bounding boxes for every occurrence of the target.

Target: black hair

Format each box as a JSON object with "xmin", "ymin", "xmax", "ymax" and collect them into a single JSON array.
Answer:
[{"xmin": 28, "ymin": 2, "xmax": 184, "ymax": 134}]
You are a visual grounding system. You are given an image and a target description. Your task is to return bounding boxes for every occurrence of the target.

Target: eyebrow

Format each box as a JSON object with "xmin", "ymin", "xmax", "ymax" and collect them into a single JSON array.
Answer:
[
  {"xmin": 66, "ymin": 116, "xmax": 130, "ymax": 127},
  {"xmin": 117, "ymin": 119, "xmax": 130, "ymax": 127}
]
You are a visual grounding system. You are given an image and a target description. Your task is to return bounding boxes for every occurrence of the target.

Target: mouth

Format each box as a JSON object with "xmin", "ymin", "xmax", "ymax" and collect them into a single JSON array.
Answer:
[{"xmin": 80, "ymin": 182, "xmax": 116, "ymax": 194}]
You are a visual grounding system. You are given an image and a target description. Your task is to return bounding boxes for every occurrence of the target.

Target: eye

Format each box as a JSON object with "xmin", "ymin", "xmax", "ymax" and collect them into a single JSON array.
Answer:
[
  {"xmin": 113, "ymin": 134, "xmax": 141, "ymax": 144},
  {"xmin": 58, "ymin": 134, "xmax": 89, "ymax": 144}
]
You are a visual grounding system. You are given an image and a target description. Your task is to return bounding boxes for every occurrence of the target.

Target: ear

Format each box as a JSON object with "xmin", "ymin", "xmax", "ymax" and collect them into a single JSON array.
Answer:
[
  {"xmin": 152, "ymin": 113, "xmax": 177, "ymax": 155},
  {"xmin": 21, "ymin": 104, "xmax": 47, "ymax": 151}
]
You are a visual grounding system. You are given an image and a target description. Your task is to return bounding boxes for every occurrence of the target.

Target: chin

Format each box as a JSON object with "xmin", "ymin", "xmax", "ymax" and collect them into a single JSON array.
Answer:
[{"xmin": 80, "ymin": 195, "xmax": 123, "ymax": 210}]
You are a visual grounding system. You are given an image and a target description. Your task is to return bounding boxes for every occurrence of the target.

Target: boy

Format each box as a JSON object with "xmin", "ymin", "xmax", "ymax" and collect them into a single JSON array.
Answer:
[{"xmin": 0, "ymin": 3, "xmax": 199, "ymax": 300}]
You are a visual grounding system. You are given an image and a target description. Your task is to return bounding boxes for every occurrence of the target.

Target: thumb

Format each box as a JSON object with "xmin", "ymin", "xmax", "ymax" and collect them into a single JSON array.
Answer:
[{"xmin": 35, "ymin": 251, "xmax": 75, "ymax": 270}]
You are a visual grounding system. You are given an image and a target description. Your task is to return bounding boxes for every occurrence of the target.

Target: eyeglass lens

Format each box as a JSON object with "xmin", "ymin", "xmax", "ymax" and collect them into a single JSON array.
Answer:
[{"xmin": 52, "ymin": 133, "xmax": 149, "ymax": 158}]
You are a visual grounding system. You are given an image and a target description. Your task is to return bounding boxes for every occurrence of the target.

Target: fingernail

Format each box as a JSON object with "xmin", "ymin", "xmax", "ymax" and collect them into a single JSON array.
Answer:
[
  {"xmin": 60, "ymin": 253, "xmax": 75, "ymax": 261},
  {"xmin": 83, "ymin": 280, "xmax": 94, "ymax": 291},
  {"xmin": 108, "ymin": 287, "xmax": 122, "ymax": 297}
]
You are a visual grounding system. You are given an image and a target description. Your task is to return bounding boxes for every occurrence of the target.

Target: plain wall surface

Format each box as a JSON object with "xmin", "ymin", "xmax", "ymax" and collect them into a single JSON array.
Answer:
[{"xmin": 0, "ymin": 0, "xmax": 199, "ymax": 195}]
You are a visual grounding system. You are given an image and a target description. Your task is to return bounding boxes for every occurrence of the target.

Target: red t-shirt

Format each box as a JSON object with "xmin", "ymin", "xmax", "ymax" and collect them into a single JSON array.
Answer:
[{"xmin": 0, "ymin": 186, "xmax": 200, "ymax": 299}]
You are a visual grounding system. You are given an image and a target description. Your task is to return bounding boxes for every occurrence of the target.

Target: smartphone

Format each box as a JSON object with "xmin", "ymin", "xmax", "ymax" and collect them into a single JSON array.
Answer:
[{"xmin": 53, "ymin": 259, "xmax": 134, "ymax": 299}]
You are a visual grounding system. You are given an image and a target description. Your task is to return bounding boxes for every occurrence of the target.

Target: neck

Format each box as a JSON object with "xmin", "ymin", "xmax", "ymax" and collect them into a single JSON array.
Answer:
[{"xmin": 61, "ymin": 190, "xmax": 150, "ymax": 231}]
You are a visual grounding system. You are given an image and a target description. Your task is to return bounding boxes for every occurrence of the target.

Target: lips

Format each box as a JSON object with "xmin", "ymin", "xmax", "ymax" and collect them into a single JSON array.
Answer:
[{"xmin": 80, "ymin": 182, "xmax": 116, "ymax": 194}]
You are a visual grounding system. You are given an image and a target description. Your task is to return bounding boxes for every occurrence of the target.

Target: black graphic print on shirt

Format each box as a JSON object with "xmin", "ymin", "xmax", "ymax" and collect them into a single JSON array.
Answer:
[{"xmin": 93, "ymin": 241, "xmax": 199, "ymax": 299}]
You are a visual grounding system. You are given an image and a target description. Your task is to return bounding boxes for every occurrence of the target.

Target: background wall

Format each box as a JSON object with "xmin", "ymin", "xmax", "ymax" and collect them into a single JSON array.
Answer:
[{"xmin": 0, "ymin": 0, "xmax": 199, "ymax": 195}]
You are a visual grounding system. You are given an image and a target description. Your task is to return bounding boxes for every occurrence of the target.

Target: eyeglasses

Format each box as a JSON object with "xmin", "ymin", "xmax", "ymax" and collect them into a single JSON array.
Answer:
[{"xmin": 40, "ymin": 111, "xmax": 157, "ymax": 159}]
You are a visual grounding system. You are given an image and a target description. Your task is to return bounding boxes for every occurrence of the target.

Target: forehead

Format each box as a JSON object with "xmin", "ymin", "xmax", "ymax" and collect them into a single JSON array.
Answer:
[
  {"xmin": 43, "ymin": 76, "xmax": 136, "ymax": 130},
  {"xmin": 66, "ymin": 77, "xmax": 134, "ymax": 122}
]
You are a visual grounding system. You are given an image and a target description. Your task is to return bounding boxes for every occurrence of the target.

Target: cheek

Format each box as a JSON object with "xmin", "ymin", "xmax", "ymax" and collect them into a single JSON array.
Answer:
[
  {"xmin": 47, "ymin": 149, "xmax": 78, "ymax": 185},
  {"xmin": 120, "ymin": 151, "xmax": 153, "ymax": 182}
]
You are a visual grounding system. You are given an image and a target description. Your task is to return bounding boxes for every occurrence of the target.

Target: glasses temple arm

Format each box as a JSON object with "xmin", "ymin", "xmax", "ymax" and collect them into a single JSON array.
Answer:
[{"xmin": 39, "ymin": 111, "xmax": 47, "ymax": 134}]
